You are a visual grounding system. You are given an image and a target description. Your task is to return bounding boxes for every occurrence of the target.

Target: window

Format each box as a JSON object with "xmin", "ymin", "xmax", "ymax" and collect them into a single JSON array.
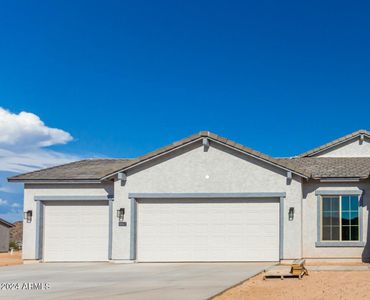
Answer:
[{"xmin": 321, "ymin": 195, "xmax": 359, "ymax": 241}]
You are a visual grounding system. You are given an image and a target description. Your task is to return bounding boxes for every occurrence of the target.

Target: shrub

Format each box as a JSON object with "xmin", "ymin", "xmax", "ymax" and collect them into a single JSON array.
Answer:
[{"xmin": 9, "ymin": 241, "xmax": 20, "ymax": 251}]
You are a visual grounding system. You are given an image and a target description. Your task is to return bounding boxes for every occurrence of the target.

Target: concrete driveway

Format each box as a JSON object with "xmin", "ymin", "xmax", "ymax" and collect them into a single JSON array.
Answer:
[{"xmin": 0, "ymin": 262, "xmax": 273, "ymax": 300}]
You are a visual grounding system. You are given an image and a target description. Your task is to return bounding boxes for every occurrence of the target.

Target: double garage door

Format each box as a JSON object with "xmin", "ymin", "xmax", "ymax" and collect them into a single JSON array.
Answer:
[
  {"xmin": 42, "ymin": 198, "xmax": 280, "ymax": 262},
  {"xmin": 136, "ymin": 198, "xmax": 280, "ymax": 262}
]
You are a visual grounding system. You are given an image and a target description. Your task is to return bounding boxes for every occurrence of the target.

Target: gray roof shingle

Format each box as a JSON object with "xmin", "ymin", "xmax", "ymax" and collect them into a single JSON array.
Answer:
[
  {"xmin": 277, "ymin": 157, "xmax": 370, "ymax": 179},
  {"xmin": 8, "ymin": 159, "xmax": 137, "ymax": 182}
]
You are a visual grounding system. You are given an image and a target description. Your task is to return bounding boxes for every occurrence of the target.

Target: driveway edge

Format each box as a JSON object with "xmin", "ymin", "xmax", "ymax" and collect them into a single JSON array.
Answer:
[{"xmin": 207, "ymin": 263, "xmax": 278, "ymax": 300}]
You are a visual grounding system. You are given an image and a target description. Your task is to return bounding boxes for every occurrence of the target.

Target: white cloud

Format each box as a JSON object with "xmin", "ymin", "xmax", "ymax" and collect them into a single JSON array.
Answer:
[
  {"xmin": 0, "ymin": 183, "xmax": 22, "ymax": 194},
  {"xmin": 0, "ymin": 148, "xmax": 79, "ymax": 173},
  {"xmin": 0, "ymin": 199, "xmax": 20, "ymax": 209},
  {"xmin": 0, "ymin": 107, "xmax": 72, "ymax": 150},
  {"xmin": 0, "ymin": 107, "xmax": 80, "ymax": 173},
  {"xmin": 0, "ymin": 107, "xmax": 81, "ymax": 222},
  {"xmin": 0, "ymin": 185, "xmax": 14, "ymax": 193}
]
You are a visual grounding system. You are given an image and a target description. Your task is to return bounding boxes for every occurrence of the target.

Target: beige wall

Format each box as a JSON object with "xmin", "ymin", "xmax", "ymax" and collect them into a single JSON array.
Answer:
[
  {"xmin": 302, "ymin": 180, "xmax": 370, "ymax": 260},
  {"xmin": 314, "ymin": 136, "xmax": 370, "ymax": 157},
  {"xmin": 113, "ymin": 141, "xmax": 303, "ymax": 261}
]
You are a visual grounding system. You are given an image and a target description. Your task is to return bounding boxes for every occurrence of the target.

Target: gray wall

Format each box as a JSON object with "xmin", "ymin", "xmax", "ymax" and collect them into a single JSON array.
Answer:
[{"xmin": 0, "ymin": 224, "xmax": 10, "ymax": 253}]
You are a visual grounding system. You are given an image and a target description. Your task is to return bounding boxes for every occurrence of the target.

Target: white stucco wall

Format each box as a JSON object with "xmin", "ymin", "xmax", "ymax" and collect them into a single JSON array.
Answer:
[
  {"xmin": 23, "ymin": 183, "xmax": 113, "ymax": 260},
  {"xmin": 314, "ymin": 137, "xmax": 370, "ymax": 157},
  {"xmin": 302, "ymin": 180, "xmax": 370, "ymax": 260},
  {"xmin": 113, "ymin": 141, "xmax": 303, "ymax": 261}
]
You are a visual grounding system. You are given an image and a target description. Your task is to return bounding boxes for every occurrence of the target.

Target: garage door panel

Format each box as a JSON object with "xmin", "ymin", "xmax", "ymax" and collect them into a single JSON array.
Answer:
[
  {"xmin": 43, "ymin": 201, "xmax": 109, "ymax": 262},
  {"xmin": 137, "ymin": 198, "xmax": 280, "ymax": 262}
]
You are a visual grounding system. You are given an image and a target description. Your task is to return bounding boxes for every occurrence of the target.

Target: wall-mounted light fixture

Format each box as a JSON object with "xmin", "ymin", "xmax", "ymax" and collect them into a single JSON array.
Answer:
[
  {"xmin": 117, "ymin": 208, "xmax": 125, "ymax": 222},
  {"xmin": 24, "ymin": 210, "xmax": 32, "ymax": 223},
  {"xmin": 288, "ymin": 207, "xmax": 295, "ymax": 221}
]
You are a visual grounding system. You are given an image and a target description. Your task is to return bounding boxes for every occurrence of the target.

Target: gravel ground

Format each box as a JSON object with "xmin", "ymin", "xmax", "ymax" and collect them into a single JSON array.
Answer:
[{"xmin": 214, "ymin": 270, "xmax": 370, "ymax": 300}]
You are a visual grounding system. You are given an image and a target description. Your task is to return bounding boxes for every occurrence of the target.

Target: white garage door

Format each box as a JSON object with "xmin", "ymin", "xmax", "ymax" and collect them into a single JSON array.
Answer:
[
  {"xmin": 43, "ymin": 201, "xmax": 109, "ymax": 262},
  {"xmin": 137, "ymin": 198, "xmax": 280, "ymax": 262}
]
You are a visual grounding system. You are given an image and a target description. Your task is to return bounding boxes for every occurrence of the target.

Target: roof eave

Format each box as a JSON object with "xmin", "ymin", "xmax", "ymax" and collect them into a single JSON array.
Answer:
[
  {"xmin": 8, "ymin": 178, "xmax": 102, "ymax": 184},
  {"xmin": 0, "ymin": 219, "xmax": 14, "ymax": 228},
  {"xmin": 317, "ymin": 177, "xmax": 364, "ymax": 182},
  {"xmin": 209, "ymin": 138, "xmax": 309, "ymax": 179}
]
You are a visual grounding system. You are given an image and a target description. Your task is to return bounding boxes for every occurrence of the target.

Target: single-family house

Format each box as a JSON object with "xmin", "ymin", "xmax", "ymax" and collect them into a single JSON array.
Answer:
[{"xmin": 8, "ymin": 129, "xmax": 370, "ymax": 262}]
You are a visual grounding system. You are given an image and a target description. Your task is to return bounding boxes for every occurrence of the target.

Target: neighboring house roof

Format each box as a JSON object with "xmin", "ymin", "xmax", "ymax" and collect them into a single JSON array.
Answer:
[
  {"xmin": 298, "ymin": 129, "xmax": 370, "ymax": 157},
  {"xmin": 0, "ymin": 218, "xmax": 14, "ymax": 228},
  {"xmin": 277, "ymin": 157, "xmax": 370, "ymax": 179},
  {"xmin": 8, "ymin": 131, "xmax": 310, "ymax": 182}
]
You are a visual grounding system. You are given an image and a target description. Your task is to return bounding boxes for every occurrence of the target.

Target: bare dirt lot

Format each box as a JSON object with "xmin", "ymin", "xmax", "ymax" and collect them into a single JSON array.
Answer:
[
  {"xmin": 0, "ymin": 251, "xmax": 22, "ymax": 267},
  {"xmin": 215, "ymin": 271, "xmax": 370, "ymax": 300}
]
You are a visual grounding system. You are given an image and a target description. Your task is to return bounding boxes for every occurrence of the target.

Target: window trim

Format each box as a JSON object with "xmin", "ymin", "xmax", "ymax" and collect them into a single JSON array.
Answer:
[{"xmin": 315, "ymin": 190, "xmax": 364, "ymax": 247}]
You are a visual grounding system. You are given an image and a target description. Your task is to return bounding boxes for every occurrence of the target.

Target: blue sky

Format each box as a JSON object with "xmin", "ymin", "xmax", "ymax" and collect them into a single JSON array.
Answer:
[{"xmin": 1, "ymin": 0, "xmax": 370, "ymax": 221}]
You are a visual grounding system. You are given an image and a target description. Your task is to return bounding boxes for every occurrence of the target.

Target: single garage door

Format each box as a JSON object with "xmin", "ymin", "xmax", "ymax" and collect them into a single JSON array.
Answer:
[
  {"xmin": 43, "ymin": 201, "xmax": 109, "ymax": 262},
  {"xmin": 137, "ymin": 198, "xmax": 280, "ymax": 262}
]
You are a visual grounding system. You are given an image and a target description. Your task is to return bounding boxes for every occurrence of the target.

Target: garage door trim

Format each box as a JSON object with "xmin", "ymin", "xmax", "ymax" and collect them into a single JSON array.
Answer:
[
  {"xmin": 34, "ymin": 195, "xmax": 113, "ymax": 261},
  {"xmin": 129, "ymin": 192, "xmax": 285, "ymax": 261}
]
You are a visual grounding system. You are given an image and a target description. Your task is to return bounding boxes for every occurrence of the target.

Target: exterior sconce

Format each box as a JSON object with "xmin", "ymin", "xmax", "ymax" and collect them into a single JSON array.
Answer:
[
  {"xmin": 288, "ymin": 207, "xmax": 294, "ymax": 221},
  {"xmin": 117, "ymin": 208, "xmax": 125, "ymax": 222},
  {"xmin": 24, "ymin": 210, "xmax": 32, "ymax": 223}
]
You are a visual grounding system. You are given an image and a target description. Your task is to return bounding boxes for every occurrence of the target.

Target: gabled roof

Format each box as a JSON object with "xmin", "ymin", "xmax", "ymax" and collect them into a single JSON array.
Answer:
[
  {"xmin": 8, "ymin": 131, "xmax": 310, "ymax": 182},
  {"xmin": 101, "ymin": 131, "xmax": 310, "ymax": 179},
  {"xmin": 298, "ymin": 129, "xmax": 370, "ymax": 157},
  {"xmin": 0, "ymin": 218, "xmax": 14, "ymax": 228}
]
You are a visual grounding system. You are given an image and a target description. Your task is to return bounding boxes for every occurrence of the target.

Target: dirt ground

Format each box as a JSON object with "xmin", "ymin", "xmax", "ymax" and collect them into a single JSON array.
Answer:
[
  {"xmin": 0, "ymin": 251, "xmax": 22, "ymax": 267},
  {"xmin": 214, "ymin": 271, "xmax": 370, "ymax": 300}
]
